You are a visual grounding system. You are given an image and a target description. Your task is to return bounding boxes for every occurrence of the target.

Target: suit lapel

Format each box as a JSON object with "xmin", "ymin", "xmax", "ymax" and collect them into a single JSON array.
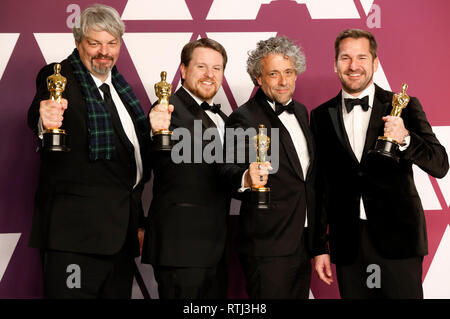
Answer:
[
  {"xmin": 293, "ymin": 105, "xmax": 314, "ymax": 179},
  {"xmin": 255, "ymin": 89, "xmax": 304, "ymax": 181},
  {"xmin": 175, "ymin": 87, "xmax": 217, "ymax": 130},
  {"xmin": 120, "ymin": 95, "xmax": 150, "ymax": 156},
  {"xmin": 327, "ymin": 92, "xmax": 359, "ymax": 163},
  {"xmin": 217, "ymin": 109, "xmax": 228, "ymax": 122},
  {"xmin": 362, "ymin": 85, "xmax": 391, "ymax": 159},
  {"xmin": 103, "ymin": 85, "xmax": 135, "ymax": 156}
]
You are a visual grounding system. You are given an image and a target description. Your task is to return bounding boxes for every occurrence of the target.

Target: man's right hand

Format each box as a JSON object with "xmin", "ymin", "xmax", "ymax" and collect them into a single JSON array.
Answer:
[
  {"xmin": 314, "ymin": 254, "xmax": 334, "ymax": 285},
  {"xmin": 39, "ymin": 98, "xmax": 68, "ymax": 130},
  {"xmin": 149, "ymin": 103, "xmax": 174, "ymax": 133},
  {"xmin": 244, "ymin": 162, "xmax": 273, "ymax": 188}
]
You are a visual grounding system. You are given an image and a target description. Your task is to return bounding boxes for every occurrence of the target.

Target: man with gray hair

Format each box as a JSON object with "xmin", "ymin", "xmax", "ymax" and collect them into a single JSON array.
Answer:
[
  {"xmin": 27, "ymin": 4, "xmax": 150, "ymax": 298},
  {"xmin": 220, "ymin": 36, "xmax": 318, "ymax": 298}
]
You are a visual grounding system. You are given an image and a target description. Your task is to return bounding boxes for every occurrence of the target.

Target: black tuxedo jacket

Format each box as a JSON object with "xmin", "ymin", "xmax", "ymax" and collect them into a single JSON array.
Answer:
[
  {"xmin": 27, "ymin": 59, "xmax": 150, "ymax": 257},
  {"xmin": 220, "ymin": 88, "xmax": 318, "ymax": 257},
  {"xmin": 310, "ymin": 84, "xmax": 449, "ymax": 264},
  {"xmin": 141, "ymin": 87, "xmax": 230, "ymax": 267}
]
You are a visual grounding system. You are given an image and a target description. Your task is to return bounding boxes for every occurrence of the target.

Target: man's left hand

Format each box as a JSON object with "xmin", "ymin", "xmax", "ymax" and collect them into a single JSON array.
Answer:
[{"xmin": 382, "ymin": 116, "xmax": 409, "ymax": 144}]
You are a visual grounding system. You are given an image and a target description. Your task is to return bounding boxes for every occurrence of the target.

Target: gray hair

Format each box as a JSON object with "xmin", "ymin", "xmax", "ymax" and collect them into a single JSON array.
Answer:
[
  {"xmin": 72, "ymin": 4, "xmax": 125, "ymax": 42},
  {"xmin": 247, "ymin": 36, "xmax": 306, "ymax": 86}
]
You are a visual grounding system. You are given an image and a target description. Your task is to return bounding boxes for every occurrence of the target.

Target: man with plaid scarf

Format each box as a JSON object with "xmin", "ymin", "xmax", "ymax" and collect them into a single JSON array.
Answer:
[{"xmin": 27, "ymin": 4, "xmax": 150, "ymax": 298}]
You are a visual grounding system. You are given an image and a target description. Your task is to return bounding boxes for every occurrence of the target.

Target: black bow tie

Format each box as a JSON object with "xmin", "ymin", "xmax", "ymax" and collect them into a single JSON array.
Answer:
[
  {"xmin": 344, "ymin": 95, "xmax": 370, "ymax": 113},
  {"xmin": 200, "ymin": 101, "xmax": 221, "ymax": 114},
  {"xmin": 274, "ymin": 101, "xmax": 295, "ymax": 116}
]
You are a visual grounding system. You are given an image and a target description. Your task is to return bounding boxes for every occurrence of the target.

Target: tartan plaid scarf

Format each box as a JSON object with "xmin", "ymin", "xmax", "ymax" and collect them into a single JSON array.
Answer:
[{"xmin": 68, "ymin": 49, "xmax": 146, "ymax": 161}]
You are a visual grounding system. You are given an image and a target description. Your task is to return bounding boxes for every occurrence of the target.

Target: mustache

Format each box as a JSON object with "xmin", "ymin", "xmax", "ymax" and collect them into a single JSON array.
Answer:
[
  {"xmin": 345, "ymin": 68, "xmax": 365, "ymax": 74},
  {"xmin": 92, "ymin": 54, "xmax": 113, "ymax": 61},
  {"xmin": 274, "ymin": 85, "xmax": 292, "ymax": 90},
  {"xmin": 199, "ymin": 77, "xmax": 216, "ymax": 82}
]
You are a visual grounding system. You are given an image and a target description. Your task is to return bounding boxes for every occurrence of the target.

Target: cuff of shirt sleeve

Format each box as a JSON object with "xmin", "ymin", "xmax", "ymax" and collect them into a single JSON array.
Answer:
[
  {"xmin": 399, "ymin": 134, "xmax": 411, "ymax": 152},
  {"xmin": 238, "ymin": 169, "xmax": 251, "ymax": 193},
  {"xmin": 38, "ymin": 117, "xmax": 44, "ymax": 140}
]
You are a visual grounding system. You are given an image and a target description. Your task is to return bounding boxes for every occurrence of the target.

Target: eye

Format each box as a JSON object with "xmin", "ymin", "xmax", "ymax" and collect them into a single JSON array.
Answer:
[{"xmin": 285, "ymin": 69, "xmax": 294, "ymax": 76}]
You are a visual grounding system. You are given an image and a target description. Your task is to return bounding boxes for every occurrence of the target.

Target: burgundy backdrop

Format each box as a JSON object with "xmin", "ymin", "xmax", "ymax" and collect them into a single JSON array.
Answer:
[{"xmin": 0, "ymin": 0, "xmax": 449, "ymax": 299}]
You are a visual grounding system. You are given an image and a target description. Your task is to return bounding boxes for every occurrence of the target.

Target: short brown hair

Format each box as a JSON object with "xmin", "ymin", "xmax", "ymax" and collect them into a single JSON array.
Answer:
[
  {"xmin": 180, "ymin": 38, "xmax": 227, "ymax": 83},
  {"xmin": 335, "ymin": 29, "xmax": 378, "ymax": 61}
]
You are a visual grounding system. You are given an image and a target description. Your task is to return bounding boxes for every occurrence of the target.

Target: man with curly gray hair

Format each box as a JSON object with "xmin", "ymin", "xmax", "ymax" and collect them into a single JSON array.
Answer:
[
  {"xmin": 247, "ymin": 36, "xmax": 306, "ymax": 89},
  {"xmin": 220, "ymin": 36, "xmax": 317, "ymax": 298}
]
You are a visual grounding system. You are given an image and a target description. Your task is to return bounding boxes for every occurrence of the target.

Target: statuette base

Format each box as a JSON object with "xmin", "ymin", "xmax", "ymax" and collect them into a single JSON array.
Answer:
[
  {"xmin": 369, "ymin": 137, "xmax": 399, "ymax": 163},
  {"xmin": 152, "ymin": 130, "xmax": 173, "ymax": 151},
  {"xmin": 42, "ymin": 129, "xmax": 70, "ymax": 152},
  {"xmin": 250, "ymin": 187, "xmax": 271, "ymax": 209}
]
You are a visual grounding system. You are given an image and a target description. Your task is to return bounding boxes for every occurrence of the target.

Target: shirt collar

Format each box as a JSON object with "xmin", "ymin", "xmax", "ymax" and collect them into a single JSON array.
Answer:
[
  {"xmin": 341, "ymin": 83, "xmax": 375, "ymax": 108},
  {"xmin": 267, "ymin": 98, "xmax": 293, "ymax": 112},
  {"xmin": 91, "ymin": 72, "xmax": 112, "ymax": 89}
]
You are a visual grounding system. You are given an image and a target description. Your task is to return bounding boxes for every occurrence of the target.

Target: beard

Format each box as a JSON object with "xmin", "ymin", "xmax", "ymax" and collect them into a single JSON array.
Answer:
[
  {"xmin": 264, "ymin": 85, "xmax": 294, "ymax": 105},
  {"xmin": 341, "ymin": 79, "xmax": 372, "ymax": 94},
  {"xmin": 339, "ymin": 69, "xmax": 374, "ymax": 94},
  {"xmin": 184, "ymin": 79, "xmax": 219, "ymax": 101},
  {"xmin": 273, "ymin": 88, "xmax": 294, "ymax": 104},
  {"xmin": 91, "ymin": 54, "xmax": 114, "ymax": 75},
  {"xmin": 191, "ymin": 87, "xmax": 218, "ymax": 101}
]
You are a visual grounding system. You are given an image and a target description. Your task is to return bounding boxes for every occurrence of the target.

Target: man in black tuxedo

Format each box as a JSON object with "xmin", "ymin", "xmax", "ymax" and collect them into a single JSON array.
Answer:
[
  {"xmin": 311, "ymin": 29, "xmax": 449, "ymax": 298},
  {"xmin": 27, "ymin": 4, "xmax": 150, "ymax": 298},
  {"xmin": 142, "ymin": 38, "xmax": 230, "ymax": 299},
  {"xmin": 220, "ymin": 36, "xmax": 317, "ymax": 298}
]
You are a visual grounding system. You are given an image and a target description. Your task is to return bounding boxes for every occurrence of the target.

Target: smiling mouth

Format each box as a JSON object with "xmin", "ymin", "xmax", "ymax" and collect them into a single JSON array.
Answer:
[
  {"xmin": 275, "ymin": 86, "xmax": 291, "ymax": 93},
  {"xmin": 93, "ymin": 55, "xmax": 113, "ymax": 63},
  {"xmin": 200, "ymin": 80, "xmax": 215, "ymax": 86},
  {"xmin": 346, "ymin": 71, "xmax": 365, "ymax": 79}
]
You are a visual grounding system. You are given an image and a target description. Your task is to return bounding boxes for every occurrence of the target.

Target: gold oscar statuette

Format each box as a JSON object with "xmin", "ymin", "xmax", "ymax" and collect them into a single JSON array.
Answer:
[
  {"xmin": 369, "ymin": 83, "xmax": 410, "ymax": 162},
  {"xmin": 153, "ymin": 71, "xmax": 173, "ymax": 151},
  {"xmin": 251, "ymin": 124, "xmax": 271, "ymax": 209},
  {"xmin": 43, "ymin": 63, "xmax": 70, "ymax": 152}
]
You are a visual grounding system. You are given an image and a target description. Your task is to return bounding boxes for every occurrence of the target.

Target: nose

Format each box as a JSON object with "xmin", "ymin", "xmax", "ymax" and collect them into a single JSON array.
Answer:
[
  {"xmin": 204, "ymin": 67, "xmax": 214, "ymax": 79},
  {"xmin": 279, "ymin": 74, "xmax": 287, "ymax": 86},
  {"xmin": 349, "ymin": 58, "xmax": 359, "ymax": 70},
  {"xmin": 98, "ymin": 44, "xmax": 108, "ymax": 56}
]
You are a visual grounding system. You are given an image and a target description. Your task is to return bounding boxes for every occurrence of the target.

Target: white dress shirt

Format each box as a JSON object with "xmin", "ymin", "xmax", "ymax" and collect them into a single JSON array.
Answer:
[
  {"xmin": 92, "ymin": 73, "xmax": 143, "ymax": 189},
  {"xmin": 274, "ymin": 99, "xmax": 310, "ymax": 180},
  {"xmin": 341, "ymin": 84, "xmax": 410, "ymax": 220},
  {"xmin": 182, "ymin": 86, "xmax": 225, "ymax": 145},
  {"xmin": 240, "ymin": 98, "xmax": 310, "ymax": 227},
  {"xmin": 341, "ymin": 84, "xmax": 375, "ymax": 220}
]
